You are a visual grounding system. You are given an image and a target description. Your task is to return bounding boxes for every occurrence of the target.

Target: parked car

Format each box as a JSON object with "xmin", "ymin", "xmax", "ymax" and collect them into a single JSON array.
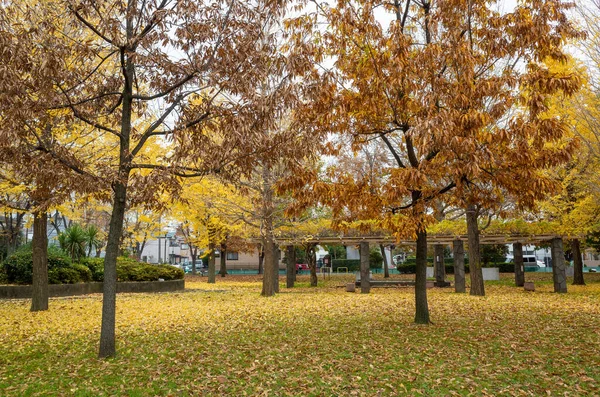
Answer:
[
  {"xmin": 506, "ymin": 255, "xmax": 545, "ymax": 267},
  {"xmin": 296, "ymin": 263, "xmax": 309, "ymax": 271}
]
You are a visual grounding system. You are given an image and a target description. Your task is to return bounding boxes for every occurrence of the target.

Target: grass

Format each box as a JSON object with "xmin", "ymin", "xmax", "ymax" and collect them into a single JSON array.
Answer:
[{"xmin": 0, "ymin": 273, "xmax": 599, "ymax": 396}]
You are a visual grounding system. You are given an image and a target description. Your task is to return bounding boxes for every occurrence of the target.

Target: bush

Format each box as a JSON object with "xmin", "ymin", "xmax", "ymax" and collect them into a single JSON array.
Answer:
[
  {"xmin": 1, "ymin": 247, "xmax": 184, "ymax": 285},
  {"xmin": 332, "ymin": 259, "xmax": 360, "ymax": 272},
  {"xmin": 48, "ymin": 267, "xmax": 81, "ymax": 284},
  {"xmin": 115, "ymin": 257, "xmax": 184, "ymax": 282},
  {"xmin": 71, "ymin": 263, "xmax": 92, "ymax": 283},
  {"xmin": 2, "ymin": 244, "xmax": 72, "ymax": 284},
  {"xmin": 369, "ymin": 250, "xmax": 383, "ymax": 269},
  {"xmin": 332, "ymin": 258, "xmax": 382, "ymax": 272},
  {"xmin": 80, "ymin": 258, "xmax": 104, "ymax": 281}
]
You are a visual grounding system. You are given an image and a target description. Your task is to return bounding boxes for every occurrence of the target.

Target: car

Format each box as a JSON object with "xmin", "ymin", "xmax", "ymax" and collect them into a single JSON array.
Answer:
[
  {"xmin": 506, "ymin": 255, "xmax": 545, "ymax": 267},
  {"xmin": 296, "ymin": 263, "xmax": 309, "ymax": 271}
]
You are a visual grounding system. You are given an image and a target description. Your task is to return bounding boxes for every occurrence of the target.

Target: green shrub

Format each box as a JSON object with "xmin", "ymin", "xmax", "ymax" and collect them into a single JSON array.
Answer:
[
  {"xmin": 369, "ymin": 250, "xmax": 383, "ymax": 269},
  {"xmin": 71, "ymin": 263, "xmax": 92, "ymax": 283},
  {"xmin": 48, "ymin": 267, "xmax": 81, "ymax": 284},
  {"xmin": 1, "ymin": 247, "xmax": 183, "ymax": 285},
  {"xmin": 80, "ymin": 258, "xmax": 104, "ymax": 281},
  {"xmin": 332, "ymin": 259, "xmax": 360, "ymax": 272},
  {"xmin": 2, "ymin": 244, "xmax": 72, "ymax": 284},
  {"xmin": 332, "ymin": 258, "xmax": 382, "ymax": 272},
  {"xmin": 116, "ymin": 257, "xmax": 184, "ymax": 282}
]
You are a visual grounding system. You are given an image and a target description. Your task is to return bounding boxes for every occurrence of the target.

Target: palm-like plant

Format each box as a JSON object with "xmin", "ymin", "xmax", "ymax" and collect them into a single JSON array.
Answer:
[
  {"xmin": 57, "ymin": 224, "xmax": 87, "ymax": 262},
  {"xmin": 84, "ymin": 225, "xmax": 103, "ymax": 257}
]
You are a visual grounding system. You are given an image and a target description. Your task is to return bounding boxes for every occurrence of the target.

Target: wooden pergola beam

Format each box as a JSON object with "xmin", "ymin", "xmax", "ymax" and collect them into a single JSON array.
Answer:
[{"xmin": 252, "ymin": 234, "xmax": 573, "ymax": 246}]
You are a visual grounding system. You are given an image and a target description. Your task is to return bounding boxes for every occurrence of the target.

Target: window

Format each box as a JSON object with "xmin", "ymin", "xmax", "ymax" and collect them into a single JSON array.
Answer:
[{"xmin": 226, "ymin": 251, "xmax": 239, "ymax": 260}]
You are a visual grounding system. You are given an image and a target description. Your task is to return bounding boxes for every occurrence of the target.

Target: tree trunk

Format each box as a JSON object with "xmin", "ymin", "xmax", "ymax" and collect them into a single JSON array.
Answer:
[
  {"xmin": 272, "ymin": 243, "xmax": 280, "ymax": 292},
  {"xmin": 414, "ymin": 229, "xmax": 430, "ymax": 324},
  {"xmin": 307, "ymin": 244, "xmax": 318, "ymax": 287},
  {"xmin": 466, "ymin": 204, "xmax": 485, "ymax": 296},
  {"xmin": 158, "ymin": 236, "xmax": 161, "ymax": 263},
  {"xmin": 261, "ymin": 237, "xmax": 275, "ymax": 296},
  {"xmin": 219, "ymin": 243, "xmax": 227, "ymax": 277},
  {"xmin": 99, "ymin": 178, "xmax": 129, "ymax": 358},
  {"xmin": 513, "ymin": 242, "xmax": 525, "ymax": 287},
  {"xmin": 31, "ymin": 212, "xmax": 48, "ymax": 312},
  {"xmin": 571, "ymin": 239, "xmax": 585, "ymax": 286},
  {"xmin": 257, "ymin": 244, "xmax": 264, "ymax": 275},
  {"xmin": 260, "ymin": 165, "xmax": 276, "ymax": 295},
  {"xmin": 190, "ymin": 246, "xmax": 197, "ymax": 275},
  {"xmin": 286, "ymin": 245, "xmax": 295, "ymax": 288},
  {"xmin": 453, "ymin": 239, "xmax": 466, "ymax": 293},
  {"xmin": 360, "ymin": 241, "xmax": 370, "ymax": 293},
  {"xmin": 551, "ymin": 238, "xmax": 567, "ymax": 293},
  {"xmin": 208, "ymin": 242, "xmax": 216, "ymax": 283},
  {"xmin": 380, "ymin": 244, "xmax": 389, "ymax": 278},
  {"xmin": 434, "ymin": 244, "xmax": 448, "ymax": 287}
]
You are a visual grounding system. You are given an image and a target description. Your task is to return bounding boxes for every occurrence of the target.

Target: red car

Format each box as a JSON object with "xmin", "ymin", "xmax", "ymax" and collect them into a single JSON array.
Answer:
[{"xmin": 296, "ymin": 263, "xmax": 309, "ymax": 271}]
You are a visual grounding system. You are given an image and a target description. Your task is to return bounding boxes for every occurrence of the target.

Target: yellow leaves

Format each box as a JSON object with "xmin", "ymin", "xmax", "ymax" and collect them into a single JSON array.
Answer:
[{"xmin": 1, "ymin": 274, "xmax": 600, "ymax": 395}]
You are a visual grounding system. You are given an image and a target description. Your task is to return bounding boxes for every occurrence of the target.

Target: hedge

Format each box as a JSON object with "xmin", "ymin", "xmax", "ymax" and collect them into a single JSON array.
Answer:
[
  {"xmin": 396, "ymin": 261, "xmax": 518, "ymax": 274},
  {"xmin": 332, "ymin": 259, "xmax": 382, "ymax": 272},
  {"xmin": 1, "ymin": 246, "xmax": 184, "ymax": 285},
  {"xmin": 2, "ymin": 245, "xmax": 72, "ymax": 284}
]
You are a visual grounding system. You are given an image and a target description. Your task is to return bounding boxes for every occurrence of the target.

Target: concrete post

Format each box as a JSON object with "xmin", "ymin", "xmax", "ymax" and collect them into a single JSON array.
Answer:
[{"xmin": 513, "ymin": 242, "xmax": 525, "ymax": 287}]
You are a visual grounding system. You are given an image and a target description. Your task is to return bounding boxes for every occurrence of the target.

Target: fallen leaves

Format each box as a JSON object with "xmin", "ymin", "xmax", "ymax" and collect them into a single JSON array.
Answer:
[{"xmin": 0, "ymin": 273, "xmax": 598, "ymax": 396}]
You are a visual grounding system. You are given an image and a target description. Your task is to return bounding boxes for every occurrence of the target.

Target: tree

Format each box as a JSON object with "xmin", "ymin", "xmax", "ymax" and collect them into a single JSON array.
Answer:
[
  {"xmin": 285, "ymin": 0, "xmax": 582, "ymax": 322},
  {"xmin": 1, "ymin": 0, "xmax": 300, "ymax": 357}
]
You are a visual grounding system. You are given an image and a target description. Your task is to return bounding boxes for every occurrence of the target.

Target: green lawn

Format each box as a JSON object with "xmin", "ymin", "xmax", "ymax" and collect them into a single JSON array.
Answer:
[{"xmin": 1, "ymin": 273, "xmax": 599, "ymax": 396}]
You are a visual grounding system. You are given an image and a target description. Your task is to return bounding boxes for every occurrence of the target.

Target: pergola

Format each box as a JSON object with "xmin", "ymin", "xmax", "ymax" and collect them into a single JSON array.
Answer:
[
  {"xmin": 257, "ymin": 232, "xmax": 570, "ymax": 294},
  {"xmin": 270, "ymin": 233, "xmax": 565, "ymax": 246}
]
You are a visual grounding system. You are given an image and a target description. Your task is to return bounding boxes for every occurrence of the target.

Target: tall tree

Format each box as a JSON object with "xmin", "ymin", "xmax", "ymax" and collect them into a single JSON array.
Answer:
[
  {"xmin": 1, "ymin": 0, "xmax": 296, "ymax": 357},
  {"xmin": 285, "ymin": 0, "xmax": 582, "ymax": 321}
]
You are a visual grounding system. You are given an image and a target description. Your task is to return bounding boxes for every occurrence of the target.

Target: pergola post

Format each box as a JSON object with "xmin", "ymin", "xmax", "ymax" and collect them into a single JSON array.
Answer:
[
  {"xmin": 359, "ymin": 241, "xmax": 370, "ymax": 293},
  {"xmin": 453, "ymin": 240, "xmax": 466, "ymax": 293},
  {"xmin": 513, "ymin": 242, "xmax": 524, "ymax": 287},
  {"xmin": 433, "ymin": 244, "xmax": 448, "ymax": 287},
  {"xmin": 286, "ymin": 245, "xmax": 295, "ymax": 288},
  {"xmin": 551, "ymin": 238, "xmax": 567, "ymax": 293}
]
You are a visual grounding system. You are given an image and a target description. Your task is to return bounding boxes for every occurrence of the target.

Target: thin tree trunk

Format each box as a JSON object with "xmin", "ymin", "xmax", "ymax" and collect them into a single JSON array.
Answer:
[
  {"xmin": 257, "ymin": 244, "xmax": 264, "ymax": 275},
  {"xmin": 99, "ymin": 34, "xmax": 135, "ymax": 356},
  {"xmin": 453, "ymin": 239, "xmax": 466, "ymax": 293},
  {"xmin": 572, "ymin": 239, "xmax": 585, "ymax": 285},
  {"xmin": 219, "ymin": 242, "xmax": 227, "ymax": 277},
  {"xmin": 99, "ymin": 178, "xmax": 129, "ymax": 358},
  {"xmin": 307, "ymin": 244, "xmax": 317, "ymax": 287},
  {"xmin": 261, "ymin": 237, "xmax": 275, "ymax": 296},
  {"xmin": 551, "ymin": 237, "xmax": 567, "ymax": 293},
  {"xmin": 190, "ymin": 246, "xmax": 197, "ymax": 275},
  {"xmin": 414, "ymin": 229, "xmax": 430, "ymax": 324},
  {"xmin": 380, "ymin": 244, "xmax": 389, "ymax": 278},
  {"xmin": 158, "ymin": 236, "xmax": 161, "ymax": 263},
  {"xmin": 360, "ymin": 241, "xmax": 370, "ymax": 293},
  {"xmin": 272, "ymin": 242, "xmax": 279, "ymax": 292},
  {"xmin": 286, "ymin": 245, "xmax": 295, "ymax": 288},
  {"xmin": 208, "ymin": 242, "xmax": 216, "ymax": 283},
  {"xmin": 513, "ymin": 242, "xmax": 524, "ymax": 287},
  {"xmin": 31, "ymin": 212, "xmax": 48, "ymax": 312},
  {"xmin": 466, "ymin": 204, "xmax": 485, "ymax": 296}
]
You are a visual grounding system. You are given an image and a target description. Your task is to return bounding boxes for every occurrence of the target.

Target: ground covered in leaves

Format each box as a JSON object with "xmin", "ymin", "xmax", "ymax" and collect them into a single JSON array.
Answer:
[{"xmin": 1, "ymin": 273, "xmax": 599, "ymax": 396}]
